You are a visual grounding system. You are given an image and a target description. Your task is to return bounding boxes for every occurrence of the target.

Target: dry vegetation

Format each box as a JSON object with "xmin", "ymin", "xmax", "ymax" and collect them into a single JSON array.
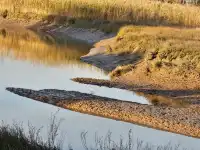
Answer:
[
  {"xmin": 104, "ymin": 25, "xmax": 200, "ymax": 89},
  {"xmin": 0, "ymin": 125, "xmax": 61, "ymax": 150},
  {"xmin": 1, "ymin": 0, "xmax": 200, "ymax": 27},
  {"xmin": 0, "ymin": 114, "xmax": 63, "ymax": 150},
  {"xmin": 0, "ymin": 123, "xmax": 187, "ymax": 150},
  {"xmin": 107, "ymin": 25, "xmax": 200, "ymax": 76}
]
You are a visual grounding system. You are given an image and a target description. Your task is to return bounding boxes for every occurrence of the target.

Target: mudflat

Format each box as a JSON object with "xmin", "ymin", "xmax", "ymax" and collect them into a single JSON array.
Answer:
[{"xmin": 6, "ymin": 87, "xmax": 200, "ymax": 138}]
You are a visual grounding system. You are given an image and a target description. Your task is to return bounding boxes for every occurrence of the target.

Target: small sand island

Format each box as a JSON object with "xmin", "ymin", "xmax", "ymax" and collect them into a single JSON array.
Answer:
[{"xmin": 1, "ymin": 0, "xmax": 200, "ymax": 149}]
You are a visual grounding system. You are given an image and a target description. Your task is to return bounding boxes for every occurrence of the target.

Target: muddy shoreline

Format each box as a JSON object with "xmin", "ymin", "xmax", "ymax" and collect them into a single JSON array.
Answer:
[
  {"xmin": 72, "ymin": 78, "xmax": 200, "ymax": 104},
  {"xmin": 0, "ymin": 18, "xmax": 115, "ymax": 45},
  {"xmin": 6, "ymin": 87, "xmax": 200, "ymax": 138}
]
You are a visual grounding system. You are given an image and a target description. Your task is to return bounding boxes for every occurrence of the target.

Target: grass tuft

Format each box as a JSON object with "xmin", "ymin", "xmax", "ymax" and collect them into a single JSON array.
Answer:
[{"xmin": 110, "ymin": 64, "xmax": 135, "ymax": 78}]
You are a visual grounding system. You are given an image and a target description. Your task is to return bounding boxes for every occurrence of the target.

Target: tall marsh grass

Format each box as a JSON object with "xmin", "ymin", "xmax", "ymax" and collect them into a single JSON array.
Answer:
[{"xmin": 1, "ymin": 0, "xmax": 200, "ymax": 27}]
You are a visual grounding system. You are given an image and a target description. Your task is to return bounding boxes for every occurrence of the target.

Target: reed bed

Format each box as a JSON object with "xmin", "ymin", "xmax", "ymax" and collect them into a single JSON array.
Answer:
[{"xmin": 1, "ymin": 0, "xmax": 200, "ymax": 27}]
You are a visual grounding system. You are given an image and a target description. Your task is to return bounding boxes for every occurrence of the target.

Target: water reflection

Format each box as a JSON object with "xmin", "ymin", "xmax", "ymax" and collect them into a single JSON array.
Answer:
[{"xmin": 0, "ymin": 28, "xmax": 92, "ymax": 66}]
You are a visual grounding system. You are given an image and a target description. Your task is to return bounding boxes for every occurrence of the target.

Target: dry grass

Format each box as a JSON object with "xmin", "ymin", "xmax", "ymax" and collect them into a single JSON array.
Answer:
[
  {"xmin": 81, "ymin": 130, "xmax": 187, "ymax": 150},
  {"xmin": 152, "ymin": 0, "xmax": 200, "ymax": 5},
  {"xmin": 1, "ymin": 0, "xmax": 200, "ymax": 27},
  {"xmin": 0, "ymin": 113, "xmax": 63, "ymax": 150},
  {"xmin": 0, "ymin": 123, "xmax": 187, "ymax": 150},
  {"xmin": 109, "ymin": 64, "xmax": 135, "ymax": 78},
  {"xmin": 107, "ymin": 25, "xmax": 200, "ymax": 74}
]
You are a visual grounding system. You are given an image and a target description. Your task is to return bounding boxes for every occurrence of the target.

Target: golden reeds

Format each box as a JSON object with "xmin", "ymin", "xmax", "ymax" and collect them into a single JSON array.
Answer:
[{"xmin": 1, "ymin": 0, "xmax": 200, "ymax": 27}]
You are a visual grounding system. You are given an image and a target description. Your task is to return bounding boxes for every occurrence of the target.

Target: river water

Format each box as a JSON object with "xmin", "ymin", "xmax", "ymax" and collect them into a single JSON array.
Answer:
[{"xmin": 0, "ymin": 29, "xmax": 199, "ymax": 149}]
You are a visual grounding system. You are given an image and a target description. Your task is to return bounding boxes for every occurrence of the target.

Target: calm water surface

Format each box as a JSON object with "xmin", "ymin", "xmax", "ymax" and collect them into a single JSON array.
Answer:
[{"xmin": 0, "ymin": 29, "xmax": 199, "ymax": 149}]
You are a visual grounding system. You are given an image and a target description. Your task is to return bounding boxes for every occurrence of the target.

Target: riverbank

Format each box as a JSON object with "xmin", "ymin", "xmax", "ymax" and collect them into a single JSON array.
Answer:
[
  {"xmin": 0, "ymin": 18, "xmax": 115, "ymax": 45},
  {"xmin": 81, "ymin": 25, "xmax": 200, "ymax": 90},
  {"xmin": 6, "ymin": 87, "xmax": 200, "ymax": 139},
  {"xmin": 72, "ymin": 78, "xmax": 200, "ymax": 105}
]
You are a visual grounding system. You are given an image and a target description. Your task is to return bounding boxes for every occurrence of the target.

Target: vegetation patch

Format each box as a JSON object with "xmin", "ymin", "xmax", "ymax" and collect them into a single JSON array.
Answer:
[
  {"xmin": 104, "ymin": 25, "xmax": 200, "ymax": 76},
  {"xmin": 0, "ymin": 113, "xmax": 63, "ymax": 150},
  {"xmin": 0, "ymin": 122, "xmax": 187, "ymax": 150},
  {"xmin": 1, "ymin": 0, "xmax": 200, "ymax": 27},
  {"xmin": 0, "ymin": 124, "xmax": 60, "ymax": 150}
]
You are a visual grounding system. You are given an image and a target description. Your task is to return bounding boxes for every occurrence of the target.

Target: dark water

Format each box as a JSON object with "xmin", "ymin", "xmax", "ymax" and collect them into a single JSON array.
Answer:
[{"xmin": 0, "ymin": 29, "xmax": 199, "ymax": 149}]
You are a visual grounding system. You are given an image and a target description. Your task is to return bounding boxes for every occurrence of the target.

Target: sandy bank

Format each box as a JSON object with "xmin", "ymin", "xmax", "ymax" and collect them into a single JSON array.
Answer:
[
  {"xmin": 6, "ymin": 87, "xmax": 200, "ymax": 138},
  {"xmin": 80, "ymin": 25, "xmax": 200, "ymax": 91},
  {"xmin": 72, "ymin": 78, "xmax": 200, "ymax": 104}
]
